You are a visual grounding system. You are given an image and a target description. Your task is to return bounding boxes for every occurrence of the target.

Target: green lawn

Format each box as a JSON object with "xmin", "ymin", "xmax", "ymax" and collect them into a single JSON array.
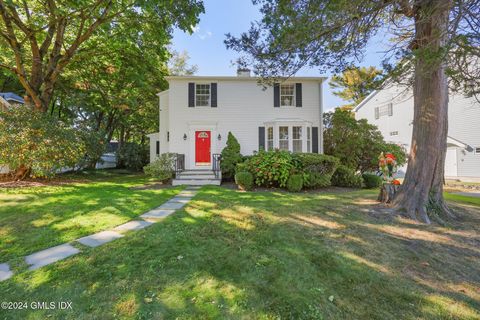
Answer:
[
  {"xmin": 1, "ymin": 185, "xmax": 479, "ymax": 319},
  {"xmin": 0, "ymin": 170, "xmax": 182, "ymax": 262}
]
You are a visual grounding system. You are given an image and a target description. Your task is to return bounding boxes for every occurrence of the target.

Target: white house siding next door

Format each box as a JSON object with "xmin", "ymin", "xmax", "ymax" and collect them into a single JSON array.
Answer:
[{"xmin": 445, "ymin": 148, "xmax": 458, "ymax": 177}]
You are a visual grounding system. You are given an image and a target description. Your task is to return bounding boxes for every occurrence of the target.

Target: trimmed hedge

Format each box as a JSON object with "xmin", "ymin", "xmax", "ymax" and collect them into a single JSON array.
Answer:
[
  {"xmin": 332, "ymin": 165, "xmax": 363, "ymax": 188},
  {"xmin": 235, "ymin": 171, "xmax": 254, "ymax": 191},
  {"xmin": 294, "ymin": 153, "xmax": 339, "ymax": 188},
  {"xmin": 287, "ymin": 174, "xmax": 304, "ymax": 192},
  {"xmin": 362, "ymin": 173, "xmax": 382, "ymax": 189},
  {"xmin": 143, "ymin": 153, "xmax": 176, "ymax": 182}
]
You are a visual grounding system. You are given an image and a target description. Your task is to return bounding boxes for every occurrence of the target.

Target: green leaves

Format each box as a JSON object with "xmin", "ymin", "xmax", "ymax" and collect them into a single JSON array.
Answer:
[{"xmin": 0, "ymin": 106, "xmax": 85, "ymax": 178}]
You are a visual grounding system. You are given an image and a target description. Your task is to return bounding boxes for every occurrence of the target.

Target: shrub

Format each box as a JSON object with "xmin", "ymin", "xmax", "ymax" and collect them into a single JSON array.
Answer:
[
  {"xmin": 294, "ymin": 153, "xmax": 339, "ymax": 188},
  {"xmin": 235, "ymin": 171, "xmax": 254, "ymax": 191},
  {"xmin": 143, "ymin": 153, "xmax": 176, "ymax": 182},
  {"xmin": 220, "ymin": 132, "xmax": 243, "ymax": 180},
  {"xmin": 331, "ymin": 165, "xmax": 363, "ymax": 188},
  {"xmin": 362, "ymin": 173, "xmax": 382, "ymax": 189},
  {"xmin": 244, "ymin": 150, "xmax": 295, "ymax": 187},
  {"xmin": 294, "ymin": 153, "xmax": 339, "ymax": 176},
  {"xmin": 287, "ymin": 174, "xmax": 303, "ymax": 192},
  {"xmin": 0, "ymin": 105, "xmax": 85, "ymax": 179},
  {"xmin": 117, "ymin": 142, "xmax": 149, "ymax": 171},
  {"xmin": 303, "ymin": 172, "xmax": 331, "ymax": 188}
]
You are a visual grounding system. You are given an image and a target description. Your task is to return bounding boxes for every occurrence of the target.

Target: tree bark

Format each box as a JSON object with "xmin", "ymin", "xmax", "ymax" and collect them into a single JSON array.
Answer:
[{"xmin": 392, "ymin": 0, "xmax": 454, "ymax": 224}]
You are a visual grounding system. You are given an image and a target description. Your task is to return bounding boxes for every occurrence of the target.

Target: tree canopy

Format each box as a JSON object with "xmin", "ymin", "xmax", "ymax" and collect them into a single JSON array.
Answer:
[
  {"xmin": 0, "ymin": 0, "xmax": 204, "ymax": 111},
  {"xmin": 329, "ymin": 66, "xmax": 383, "ymax": 108}
]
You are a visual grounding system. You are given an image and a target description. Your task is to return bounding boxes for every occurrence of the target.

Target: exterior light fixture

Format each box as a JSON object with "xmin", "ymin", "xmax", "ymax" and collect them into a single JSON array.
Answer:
[
  {"xmin": 183, "ymin": 133, "xmax": 187, "ymax": 141},
  {"xmin": 217, "ymin": 134, "xmax": 222, "ymax": 141}
]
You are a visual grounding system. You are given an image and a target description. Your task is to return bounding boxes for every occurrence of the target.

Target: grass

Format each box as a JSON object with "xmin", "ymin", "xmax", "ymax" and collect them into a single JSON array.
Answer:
[
  {"xmin": 1, "ymin": 185, "xmax": 479, "ymax": 319},
  {"xmin": 0, "ymin": 169, "xmax": 182, "ymax": 262},
  {"xmin": 445, "ymin": 192, "xmax": 480, "ymax": 206}
]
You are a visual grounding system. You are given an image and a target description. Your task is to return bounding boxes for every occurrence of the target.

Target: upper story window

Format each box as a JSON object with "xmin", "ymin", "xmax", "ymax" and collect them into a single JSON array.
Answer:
[
  {"xmin": 375, "ymin": 103, "xmax": 393, "ymax": 119},
  {"xmin": 390, "ymin": 131, "xmax": 399, "ymax": 136},
  {"xmin": 280, "ymin": 84, "xmax": 295, "ymax": 106},
  {"xmin": 474, "ymin": 147, "xmax": 480, "ymax": 155},
  {"xmin": 195, "ymin": 84, "xmax": 210, "ymax": 107}
]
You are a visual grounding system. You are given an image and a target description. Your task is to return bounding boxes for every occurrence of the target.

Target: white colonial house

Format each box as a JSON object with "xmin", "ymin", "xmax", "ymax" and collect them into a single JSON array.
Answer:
[
  {"xmin": 354, "ymin": 85, "xmax": 480, "ymax": 181},
  {"xmin": 148, "ymin": 70, "xmax": 325, "ymax": 185}
]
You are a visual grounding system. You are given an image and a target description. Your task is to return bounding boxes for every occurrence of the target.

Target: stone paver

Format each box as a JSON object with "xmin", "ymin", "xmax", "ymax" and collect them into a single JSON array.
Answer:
[
  {"xmin": 167, "ymin": 197, "xmax": 192, "ymax": 204},
  {"xmin": 77, "ymin": 231, "xmax": 123, "ymax": 248},
  {"xmin": 158, "ymin": 201, "xmax": 186, "ymax": 210},
  {"xmin": 0, "ymin": 263, "xmax": 13, "ymax": 281},
  {"xmin": 25, "ymin": 243, "xmax": 80, "ymax": 271},
  {"xmin": 140, "ymin": 208, "xmax": 175, "ymax": 219},
  {"xmin": 176, "ymin": 191, "xmax": 197, "ymax": 197},
  {"xmin": 453, "ymin": 192, "xmax": 480, "ymax": 198},
  {"xmin": 113, "ymin": 220, "xmax": 153, "ymax": 232}
]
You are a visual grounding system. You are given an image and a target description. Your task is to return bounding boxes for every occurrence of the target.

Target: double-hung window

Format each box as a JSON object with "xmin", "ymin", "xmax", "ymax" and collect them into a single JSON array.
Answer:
[
  {"xmin": 279, "ymin": 126, "xmax": 289, "ymax": 150},
  {"xmin": 195, "ymin": 84, "xmax": 210, "ymax": 106},
  {"xmin": 267, "ymin": 127, "xmax": 274, "ymax": 151},
  {"xmin": 292, "ymin": 126, "xmax": 302, "ymax": 152},
  {"xmin": 280, "ymin": 84, "xmax": 295, "ymax": 106}
]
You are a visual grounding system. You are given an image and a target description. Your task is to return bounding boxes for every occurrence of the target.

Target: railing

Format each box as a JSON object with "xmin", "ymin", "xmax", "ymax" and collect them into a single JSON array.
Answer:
[
  {"xmin": 174, "ymin": 153, "xmax": 185, "ymax": 178},
  {"xmin": 212, "ymin": 153, "xmax": 222, "ymax": 179}
]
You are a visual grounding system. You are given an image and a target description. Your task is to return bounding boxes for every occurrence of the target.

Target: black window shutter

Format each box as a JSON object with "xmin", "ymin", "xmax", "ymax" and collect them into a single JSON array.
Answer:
[
  {"xmin": 273, "ymin": 83, "xmax": 280, "ymax": 108},
  {"xmin": 188, "ymin": 82, "xmax": 195, "ymax": 107},
  {"xmin": 211, "ymin": 83, "xmax": 217, "ymax": 107},
  {"xmin": 295, "ymin": 83, "xmax": 302, "ymax": 107},
  {"xmin": 312, "ymin": 127, "xmax": 319, "ymax": 153},
  {"xmin": 258, "ymin": 127, "xmax": 265, "ymax": 150},
  {"xmin": 156, "ymin": 141, "xmax": 160, "ymax": 155}
]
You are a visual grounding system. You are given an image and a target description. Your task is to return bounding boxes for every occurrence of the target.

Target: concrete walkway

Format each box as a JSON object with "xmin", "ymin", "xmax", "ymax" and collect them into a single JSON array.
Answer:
[{"xmin": 0, "ymin": 186, "xmax": 199, "ymax": 282}]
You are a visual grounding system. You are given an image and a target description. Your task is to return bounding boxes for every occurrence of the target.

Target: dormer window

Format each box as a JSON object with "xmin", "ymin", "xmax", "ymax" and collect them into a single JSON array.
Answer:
[
  {"xmin": 195, "ymin": 84, "xmax": 210, "ymax": 107},
  {"xmin": 280, "ymin": 84, "xmax": 295, "ymax": 106}
]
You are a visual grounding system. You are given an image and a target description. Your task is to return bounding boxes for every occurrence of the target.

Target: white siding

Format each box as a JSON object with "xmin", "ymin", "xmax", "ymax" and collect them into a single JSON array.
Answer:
[
  {"xmin": 355, "ymin": 85, "xmax": 480, "ymax": 178},
  {"xmin": 163, "ymin": 78, "xmax": 323, "ymax": 169}
]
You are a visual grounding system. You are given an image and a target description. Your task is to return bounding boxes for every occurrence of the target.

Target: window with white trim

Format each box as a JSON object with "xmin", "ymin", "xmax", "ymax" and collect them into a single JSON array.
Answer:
[
  {"xmin": 267, "ymin": 127, "xmax": 274, "ymax": 151},
  {"xmin": 292, "ymin": 126, "xmax": 303, "ymax": 152},
  {"xmin": 307, "ymin": 127, "xmax": 311, "ymax": 152},
  {"xmin": 390, "ymin": 131, "xmax": 398, "ymax": 136},
  {"xmin": 474, "ymin": 147, "xmax": 480, "ymax": 154},
  {"xmin": 279, "ymin": 126, "xmax": 289, "ymax": 150},
  {"xmin": 280, "ymin": 84, "xmax": 295, "ymax": 106},
  {"xmin": 195, "ymin": 84, "xmax": 210, "ymax": 106}
]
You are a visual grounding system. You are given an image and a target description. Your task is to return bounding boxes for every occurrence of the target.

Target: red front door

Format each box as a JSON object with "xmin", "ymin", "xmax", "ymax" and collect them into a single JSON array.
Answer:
[{"xmin": 195, "ymin": 131, "xmax": 211, "ymax": 165}]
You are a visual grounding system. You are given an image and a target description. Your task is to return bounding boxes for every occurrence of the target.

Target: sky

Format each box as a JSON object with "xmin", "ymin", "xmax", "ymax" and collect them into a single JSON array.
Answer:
[{"xmin": 172, "ymin": 0, "xmax": 390, "ymax": 111}]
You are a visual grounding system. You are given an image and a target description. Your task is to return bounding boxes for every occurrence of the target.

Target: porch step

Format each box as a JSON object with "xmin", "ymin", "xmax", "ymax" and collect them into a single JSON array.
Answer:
[
  {"xmin": 172, "ymin": 179, "xmax": 221, "ymax": 186},
  {"xmin": 173, "ymin": 170, "xmax": 221, "ymax": 186}
]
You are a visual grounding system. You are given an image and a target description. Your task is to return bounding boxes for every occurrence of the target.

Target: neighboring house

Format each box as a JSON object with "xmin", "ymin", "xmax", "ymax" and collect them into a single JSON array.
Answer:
[
  {"xmin": 148, "ymin": 69, "xmax": 326, "ymax": 185},
  {"xmin": 354, "ymin": 85, "xmax": 480, "ymax": 181},
  {"xmin": 0, "ymin": 92, "xmax": 25, "ymax": 174}
]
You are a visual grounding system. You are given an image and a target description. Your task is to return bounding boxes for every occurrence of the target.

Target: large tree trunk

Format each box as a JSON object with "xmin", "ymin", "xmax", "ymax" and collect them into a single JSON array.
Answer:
[{"xmin": 392, "ymin": 0, "xmax": 454, "ymax": 224}]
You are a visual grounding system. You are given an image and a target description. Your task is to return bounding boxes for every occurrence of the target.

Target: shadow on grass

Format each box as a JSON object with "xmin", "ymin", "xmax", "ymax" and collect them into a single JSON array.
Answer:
[
  {"xmin": 0, "ymin": 186, "xmax": 479, "ymax": 319},
  {"xmin": 0, "ymin": 174, "xmax": 181, "ymax": 261}
]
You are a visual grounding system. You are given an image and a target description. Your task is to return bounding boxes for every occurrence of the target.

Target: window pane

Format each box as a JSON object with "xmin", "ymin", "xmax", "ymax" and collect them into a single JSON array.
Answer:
[
  {"xmin": 279, "ymin": 126, "xmax": 289, "ymax": 139},
  {"xmin": 267, "ymin": 141, "xmax": 274, "ymax": 151},
  {"xmin": 307, "ymin": 127, "xmax": 311, "ymax": 139},
  {"xmin": 279, "ymin": 141, "xmax": 289, "ymax": 150},
  {"xmin": 268, "ymin": 127, "xmax": 273, "ymax": 139},
  {"xmin": 293, "ymin": 126, "xmax": 302, "ymax": 139},
  {"xmin": 293, "ymin": 140, "xmax": 302, "ymax": 152},
  {"xmin": 280, "ymin": 84, "xmax": 295, "ymax": 106},
  {"xmin": 195, "ymin": 84, "xmax": 210, "ymax": 106}
]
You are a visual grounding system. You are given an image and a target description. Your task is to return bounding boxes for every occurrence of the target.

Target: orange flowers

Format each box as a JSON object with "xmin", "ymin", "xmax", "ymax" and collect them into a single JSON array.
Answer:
[{"xmin": 392, "ymin": 179, "xmax": 401, "ymax": 185}]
